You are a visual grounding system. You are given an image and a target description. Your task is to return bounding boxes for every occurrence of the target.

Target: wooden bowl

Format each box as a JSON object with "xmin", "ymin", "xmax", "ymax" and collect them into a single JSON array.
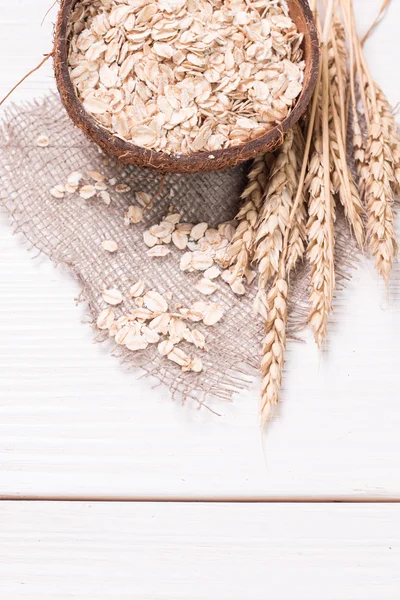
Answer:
[{"xmin": 54, "ymin": 0, "xmax": 320, "ymax": 174}]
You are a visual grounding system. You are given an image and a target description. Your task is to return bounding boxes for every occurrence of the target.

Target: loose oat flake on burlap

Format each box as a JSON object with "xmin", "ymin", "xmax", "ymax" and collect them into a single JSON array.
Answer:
[{"xmin": 0, "ymin": 94, "xmax": 358, "ymax": 411}]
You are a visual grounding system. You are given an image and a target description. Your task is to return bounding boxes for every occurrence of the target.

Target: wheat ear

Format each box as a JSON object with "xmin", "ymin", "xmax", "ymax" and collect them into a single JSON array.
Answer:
[
  {"xmin": 363, "ymin": 114, "xmax": 398, "ymax": 283},
  {"xmin": 259, "ymin": 0, "xmax": 336, "ymax": 423},
  {"xmin": 222, "ymin": 154, "xmax": 270, "ymax": 280},
  {"xmin": 373, "ymin": 82, "xmax": 400, "ymax": 193},
  {"xmin": 254, "ymin": 128, "xmax": 305, "ymax": 289},
  {"xmin": 328, "ymin": 20, "xmax": 364, "ymax": 247},
  {"xmin": 260, "ymin": 276, "xmax": 288, "ymax": 425},
  {"xmin": 358, "ymin": 51, "xmax": 398, "ymax": 280},
  {"xmin": 306, "ymin": 120, "xmax": 336, "ymax": 347}
]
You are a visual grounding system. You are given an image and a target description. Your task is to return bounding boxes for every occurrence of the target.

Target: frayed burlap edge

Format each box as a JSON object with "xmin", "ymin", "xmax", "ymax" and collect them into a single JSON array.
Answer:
[{"xmin": 0, "ymin": 93, "xmax": 361, "ymax": 411}]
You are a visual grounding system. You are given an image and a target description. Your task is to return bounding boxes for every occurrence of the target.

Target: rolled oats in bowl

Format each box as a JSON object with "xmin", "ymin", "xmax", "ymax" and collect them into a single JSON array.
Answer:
[{"xmin": 67, "ymin": 0, "xmax": 306, "ymax": 155}]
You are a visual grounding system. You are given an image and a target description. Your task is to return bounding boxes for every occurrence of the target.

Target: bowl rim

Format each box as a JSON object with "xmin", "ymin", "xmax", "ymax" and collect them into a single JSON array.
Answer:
[{"xmin": 54, "ymin": 0, "xmax": 320, "ymax": 173}]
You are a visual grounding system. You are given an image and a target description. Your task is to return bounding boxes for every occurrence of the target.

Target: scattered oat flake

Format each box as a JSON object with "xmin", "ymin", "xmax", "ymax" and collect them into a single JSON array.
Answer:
[
  {"xmin": 182, "ymin": 307, "xmax": 204, "ymax": 322},
  {"xmin": 125, "ymin": 334, "xmax": 149, "ymax": 352},
  {"xmin": 149, "ymin": 221, "xmax": 175, "ymax": 238},
  {"xmin": 143, "ymin": 230, "xmax": 158, "ymax": 248},
  {"xmin": 88, "ymin": 170, "xmax": 105, "ymax": 182},
  {"xmin": 195, "ymin": 278, "xmax": 219, "ymax": 296},
  {"xmin": 102, "ymin": 240, "xmax": 118, "ymax": 253},
  {"xmin": 79, "ymin": 185, "xmax": 97, "ymax": 199},
  {"xmin": 190, "ymin": 357, "xmax": 203, "ymax": 373},
  {"xmin": 191, "ymin": 329, "xmax": 206, "ymax": 349},
  {"xmin": 50, "ymin": 185, "xmax": 65, "ymax": 199},
  {"xmin": 180, "ymin": 252, "xmax": 193, "ymax": 271},
  {"xmin": 127, "ymin": 205, "xmax": 143, "ymax": 224},
  {"xmin": 96, "ymin": 308, "xmax": 115, "ymax": 330},
  {"xmin": 172, "ymin": 230, "xmax": 188, "ymax": 250},
  {"xmin": 221, "ymin": 270, "xmax": 235, "ymax": 285},
  {"xmin": 204, "ymin": 266, "xmax": 221, "ymax": 280},
  {"xmin": 102, "ymin": 288, "xmax": 124, "ymax": 306},
  {"xmin": 150, "ymin": 313, "xmax": 171, "ymax": 333},
  {"xmin": 141, "ymin": 326, "xmax": 160, "ymax": 344},
  {"xmin": 231, "ymin": 280, "xmax": 246, "ymax": 296},
  {"xmin": 131, "ymin": 308, "xmax": 154, "ymax": 321},
  {"xmin": 136, "ymin": 191, "xmax": 152, "ymax": 207},
  {"xmin": 130, "ymin": 280, "xmax": 146, "ymax": 298},
  {"xmin": 168, "ymin": 317, "xmax": 187, "ymax": 341},
  {"xmin": 147, "ymin": 246, "xmax": 171, "ymax": 258},
  {"xmin": 176, "ymin": 223, "xmax": 193, "ymax": 234},
  {"xmin": 143, "ymin": 290, "xmax": 168, "ymax": 313},
  {"xmin": 100, "ymin": 191, "xmax": 111, "ymax": 205},
  {"xmin": 116, "ymin": 184, "xmax": 131, "ymax": 193},
  {"xmin": 164, "ymin": 213, "xmax": 181, "ymax": 225},
  {"xmin": 191, "ymin": 251, "xmax": 214, "ymax": 271},
  {"xmin": 191, "ymin": 222, "xmax": 209, "ymax": 241},
  {"xmin": 203, "ymin": 303, "xmax": 224, "ymax": 326},
  {"xmin": 168, "ymin": 347, "xmax": 191, "ymax": 368},
  {"xmin": 158, "ymin": 339, "xmax": 174, "ymax": 356},
  {"xmin": 36, "ymin": 135, "xmax": 50, "ymax": 147},
  {"xmin": 115, "ymin": 325, "xmax": 132, "ymax": 345}
]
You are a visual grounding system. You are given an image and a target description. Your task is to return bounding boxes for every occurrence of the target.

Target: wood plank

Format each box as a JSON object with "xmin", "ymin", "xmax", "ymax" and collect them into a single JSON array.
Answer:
[
  {"xmin": 0, "ymin": 502, "xmax": 399, "ymax": 599},
  {"xmin": 0, "ymin": 0, "xmax": 400, "ymax": 500}
]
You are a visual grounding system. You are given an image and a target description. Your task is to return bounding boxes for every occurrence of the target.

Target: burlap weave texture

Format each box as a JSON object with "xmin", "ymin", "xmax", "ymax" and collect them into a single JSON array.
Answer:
[{"xmin": 0, "ymin": 94, "xmax": 358, "ymax": 409}]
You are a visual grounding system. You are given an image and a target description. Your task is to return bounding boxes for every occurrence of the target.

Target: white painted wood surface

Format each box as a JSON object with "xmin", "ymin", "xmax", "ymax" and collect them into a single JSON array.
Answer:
[
  {"xmin": 0, "ymin": 1, "xmax": 399, "ymax": 500},
  {"xmin": 0, "ymin": 502, "xmax": 399, "ymax": 599}
]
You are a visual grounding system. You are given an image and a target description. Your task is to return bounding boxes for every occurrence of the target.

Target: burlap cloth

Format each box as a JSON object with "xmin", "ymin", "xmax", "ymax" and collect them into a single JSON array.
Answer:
[{"xmin": 0, "ymin": 94, "xmax": 358, "ymax": 410}]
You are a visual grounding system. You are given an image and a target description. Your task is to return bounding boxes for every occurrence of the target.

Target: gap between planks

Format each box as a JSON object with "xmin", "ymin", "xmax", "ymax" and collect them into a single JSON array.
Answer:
[{"xmin": 2, "ymin": 496, "xmax": 400, "ymax": 503}]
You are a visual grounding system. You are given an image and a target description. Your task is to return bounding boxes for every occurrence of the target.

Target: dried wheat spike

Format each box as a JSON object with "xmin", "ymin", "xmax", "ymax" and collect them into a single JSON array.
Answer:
[
  {"xmin": 260, "ymin": 277, "xmax": 288, "ymax": 425},
  {"xmin": 222, "ymin": 154, "xmax": 270, "ymax": 280},
  {"xmin": 306, "ymin": 131, "xmax": 336, "ymax": 348},
  {"xmin": 328, "ymin": 23, "xmax": 364, "ymax": 247},
  {"xmin": 286, "ymin": 132, "xmax": 307, "ymax": 272},
  {"xmin": 373, "ymin": 83, "xmax": 400, "ymax": 194},
  {"xmin": 254, "ymin": 128, "xmax": 303, "ymax": 288},
  {"xmin": 329, "ymin": 20, "xmax": 347, "ymax": 129},
  {"xmin": 363, "ymin": 115, "xmax": 398, "ymax": 284},
  {"xmin": 330, "ymin": 123, "xmax": 364, "ymax": 246}
]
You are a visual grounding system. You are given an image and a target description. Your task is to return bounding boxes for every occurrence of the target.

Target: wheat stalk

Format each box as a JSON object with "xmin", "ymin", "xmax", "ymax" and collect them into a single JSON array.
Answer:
[
  {"xmin": 254, "ymin": 128, "xmax": 305, "ymax": 289},
  {"xmin": 330, "ymin": 19, "xmax": 347, "ymax": 139},
  {"xmin": 306, "ymin": 116, "xmax": 336, "ymax": 347},
  {"xmin": 259, "ymin": 0, "xmax": 338, "ymax": 423},
  {"xmin": 304, "ymin": 8, "xmax": 337, "ymax": 349},
  {"xmin": 222, "ymin": 154, "xmax": 270, "ymax": 280},
  {"xmin": 363, "ymin": 115, "xmax": 398, "ymax": 283},
  {"xmin": 328, "ymin": 20, "xmax": 364, "ymax": 248},
  {"xmin": 260, "ymin": 276, "xmax": 288, "ymax": 425},
  {"xmin": 372, "ymin": 82, "xmax": 400, "ymax": 193},
  {"xmin": 353, "ymin": 11, "xmax": 398, "ymax": 280},
  {"xmin": 342, "ymin": 0, "xmax": 398, "ymax": 282}
]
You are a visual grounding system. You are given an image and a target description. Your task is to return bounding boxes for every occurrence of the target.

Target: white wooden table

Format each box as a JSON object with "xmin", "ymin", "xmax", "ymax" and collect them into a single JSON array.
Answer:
[{"xmin": 0, "ymin": 1, "xmax": 399, "ymax": 597}]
